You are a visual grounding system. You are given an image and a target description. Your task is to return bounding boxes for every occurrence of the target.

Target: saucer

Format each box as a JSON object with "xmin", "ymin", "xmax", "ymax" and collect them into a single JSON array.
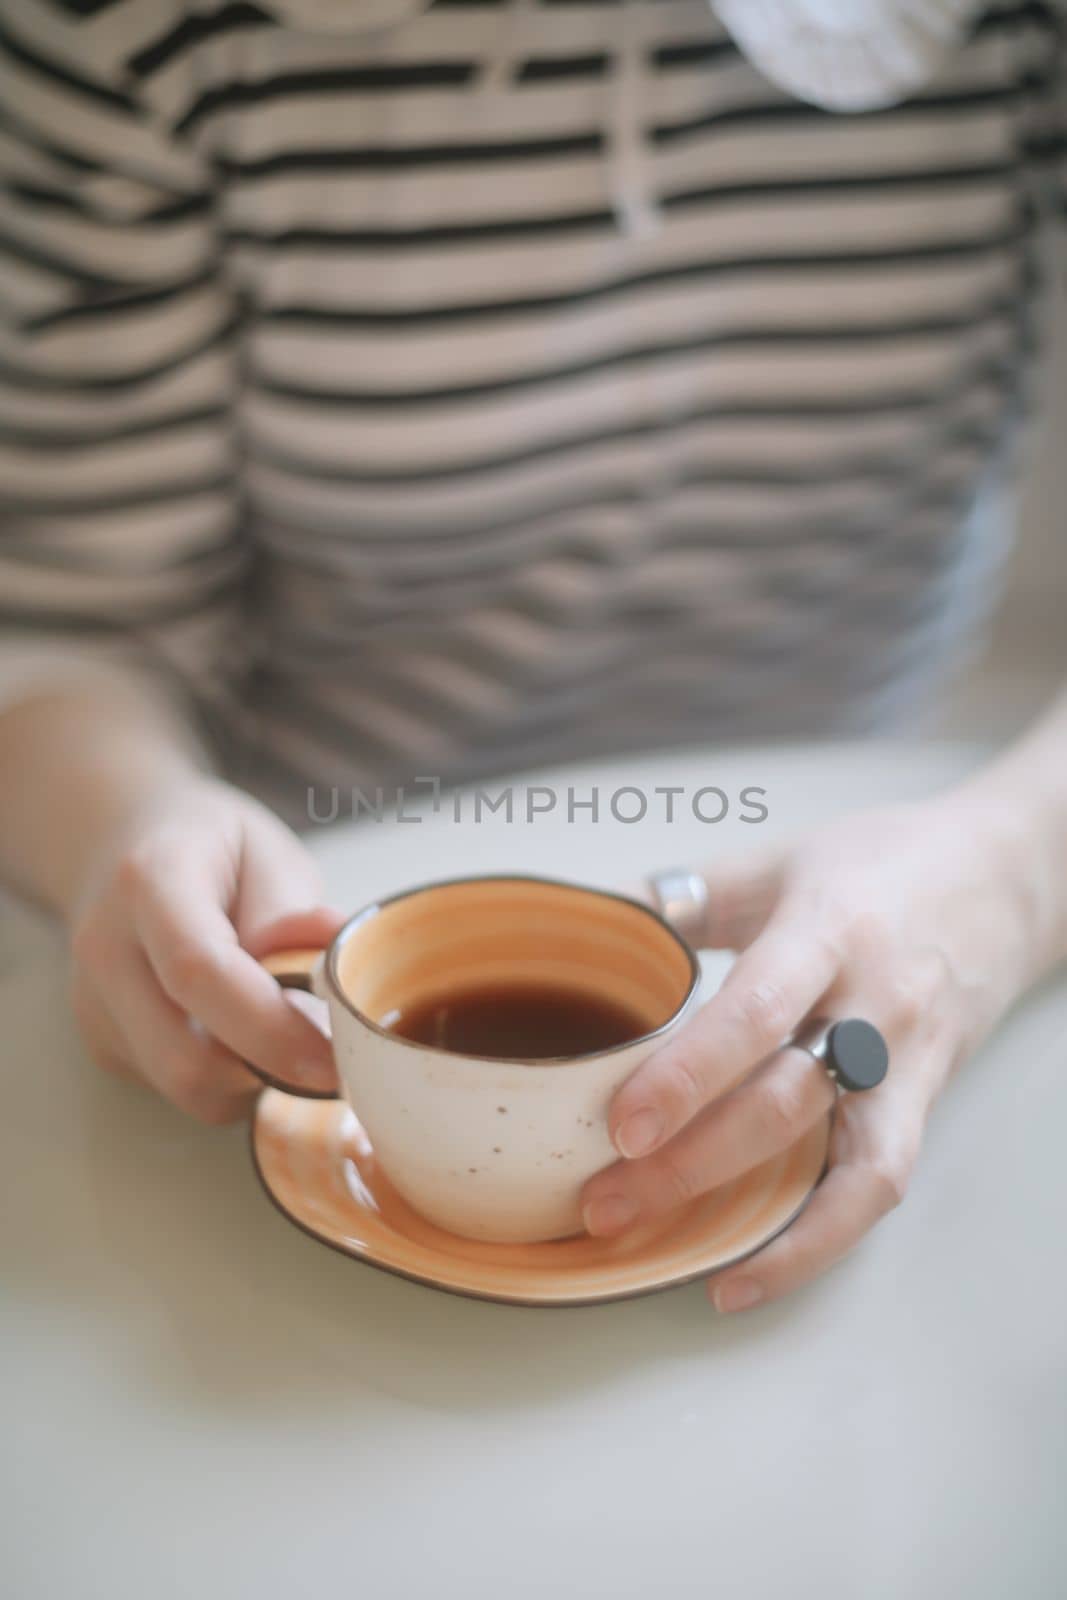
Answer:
[{"xmin": 251, "ymin": 1089, "xmax": 831, "ymax": 1307}]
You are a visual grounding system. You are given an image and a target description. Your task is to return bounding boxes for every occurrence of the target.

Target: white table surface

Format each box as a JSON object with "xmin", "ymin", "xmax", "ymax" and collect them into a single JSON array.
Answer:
[{"xmin": 3, "ymin": 741, "xmax": 1065, "ymax": 1600}]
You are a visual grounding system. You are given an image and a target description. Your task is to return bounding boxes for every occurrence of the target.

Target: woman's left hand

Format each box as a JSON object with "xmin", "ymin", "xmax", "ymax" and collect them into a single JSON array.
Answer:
[{"xmin": 582, "ymin": 790, "xmax": 1044, "ymax": 1312}]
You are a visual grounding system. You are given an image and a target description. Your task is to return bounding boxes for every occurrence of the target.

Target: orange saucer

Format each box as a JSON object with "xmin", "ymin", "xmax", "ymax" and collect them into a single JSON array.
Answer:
[{"xmin": 251, "ymin": 1089, "xmax": 831, "ymax": 1307}]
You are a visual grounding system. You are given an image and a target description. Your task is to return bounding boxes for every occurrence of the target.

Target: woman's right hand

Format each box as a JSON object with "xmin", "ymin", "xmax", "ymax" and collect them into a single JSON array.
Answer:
[{"xmin": 68, "ymin": 775, "xmax": 345, "ymax": 1123}]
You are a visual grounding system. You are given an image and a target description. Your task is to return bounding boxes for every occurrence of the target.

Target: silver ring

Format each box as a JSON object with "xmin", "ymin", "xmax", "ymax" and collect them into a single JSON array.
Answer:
[
  {"xmin": 787, "ymin": 1016, "xmax": 889, "ymax": 1094},
  {"xmin": 647, "ymin": 867, "xmax": 708, "ymax": 947}
]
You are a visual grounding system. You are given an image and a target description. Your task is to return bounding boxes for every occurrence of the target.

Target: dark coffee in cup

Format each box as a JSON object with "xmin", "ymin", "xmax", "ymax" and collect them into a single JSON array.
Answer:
[{"xmin": 386, "ymin": 979, "xmax": 651, "ymax": 1060}]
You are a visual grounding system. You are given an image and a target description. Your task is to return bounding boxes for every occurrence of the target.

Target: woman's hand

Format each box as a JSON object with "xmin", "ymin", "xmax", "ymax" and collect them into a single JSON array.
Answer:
[
  {"xmin": 68, "ymin": 775, "xmax": 344, "ymax": 1123},
  {"xmin": 583, "ymin": 789, "xmax": 1048, "ymax": 1311}
]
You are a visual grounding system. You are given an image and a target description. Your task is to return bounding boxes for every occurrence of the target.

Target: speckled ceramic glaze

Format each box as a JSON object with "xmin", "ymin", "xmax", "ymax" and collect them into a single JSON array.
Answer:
[
  {"xmin": 260, "ymin": 877, "xmax": 703, "ymax": 1243},
  {"xmin": 251, "ymin": 1089, "xmax": 832, "ymax": 1307}
]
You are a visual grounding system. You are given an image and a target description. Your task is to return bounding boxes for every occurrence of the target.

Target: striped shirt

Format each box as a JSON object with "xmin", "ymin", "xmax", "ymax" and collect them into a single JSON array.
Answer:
[{"xmin": 1, "ymin": 0, "xmax": 1064, "ymax": 823}]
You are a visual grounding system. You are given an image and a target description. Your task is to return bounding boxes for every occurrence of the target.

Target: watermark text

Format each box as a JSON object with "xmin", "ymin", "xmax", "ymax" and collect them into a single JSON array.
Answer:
[{"xmin": 306, "ymin": 778, "xmax": 769, "ymax": 827}]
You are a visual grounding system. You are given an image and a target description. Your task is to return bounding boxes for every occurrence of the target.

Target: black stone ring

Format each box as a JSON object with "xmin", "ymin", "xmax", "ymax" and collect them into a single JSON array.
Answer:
[{"xmin": 787, "ymin": 1017, "xmax": 889, "ymax": 1093}]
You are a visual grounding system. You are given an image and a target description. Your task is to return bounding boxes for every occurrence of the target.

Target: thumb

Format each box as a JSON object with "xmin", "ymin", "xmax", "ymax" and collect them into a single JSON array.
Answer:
[
  {"xmin": 231, "ymin": 800, "xmax": 328, "ymax": 936},
  {"xmin": 240, "ymin": 906, "xmax": 350, "ymax": 962},
  {"xmin": 694, "ymin": 846, "xmax": 788, "ymax": 951}
]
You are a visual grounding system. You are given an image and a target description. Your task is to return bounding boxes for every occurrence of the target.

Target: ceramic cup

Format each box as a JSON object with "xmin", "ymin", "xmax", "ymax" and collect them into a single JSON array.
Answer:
[{"xmin": 252, "ymin": 875, "xmax": 702, "ymax": 1244}]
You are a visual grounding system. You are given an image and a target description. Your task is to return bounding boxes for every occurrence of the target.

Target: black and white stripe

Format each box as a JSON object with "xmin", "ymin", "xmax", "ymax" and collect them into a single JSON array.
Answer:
[{"xmin": 1, "ymin": 0, "xmax": 1063, "ymax": 820}]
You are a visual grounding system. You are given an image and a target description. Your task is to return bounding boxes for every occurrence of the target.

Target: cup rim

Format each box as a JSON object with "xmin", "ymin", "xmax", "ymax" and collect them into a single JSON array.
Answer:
[{"xmin": 323, "ymin": 873, "xmax": 702, "ymax": 1068}]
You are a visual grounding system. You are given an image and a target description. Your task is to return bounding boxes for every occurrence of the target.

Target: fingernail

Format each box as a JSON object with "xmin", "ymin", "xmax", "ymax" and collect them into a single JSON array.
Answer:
[
  {"xmin": 712, "ymin": 1277, "xmax": 763, "ymax": 1314},
  {"xmin": 615, "ymin": 1107, "xmax": 665, "ymax": 1159},
  {"xmin": 583, "ymin": 1194, "xmax": 639, "ymax": 1236}
]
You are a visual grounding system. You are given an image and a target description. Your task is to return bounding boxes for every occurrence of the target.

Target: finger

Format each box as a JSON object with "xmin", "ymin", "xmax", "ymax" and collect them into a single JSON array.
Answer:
[
  {"xmin": 243, "ymin": 907, "xmax": 346, "ymax": 1037},
  {"xmin": 133, "ymin": 867, "xmax": 336, "ymax": 1091},
  {"xmin": 232, "ymin": 815, "xmax": 327, "ymax": 938},
  {"xmin": 583, "ymin": 1045, "xmax": 834, "ymax": 1234},
  {"xmin": 608, "ymin": 914, "xmax": 840, "ymax": 1159},
  {"xmin": 630, "ymin": 848, "xmax": 784, "ymax": 950},
  {"xmin": 241, "ymin": 906, "xmax": 348, "ymax": 962},
  {"xmin": 696, "ymin": 845, "xmax": 789, "ymax": 951},
  {"xmin": 705, "ymin": 1075, "xmax": 923, "ymax": 1312},
  {"xmin": 106, "ymin": 948, "xmax": 264, "ymax": 1123}
]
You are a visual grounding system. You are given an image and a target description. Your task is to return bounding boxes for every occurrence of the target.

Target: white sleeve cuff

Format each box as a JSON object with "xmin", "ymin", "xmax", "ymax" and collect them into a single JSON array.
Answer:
[{"xmin": 711, "ymin": 0, "xmax": 984, "ymax": 111}]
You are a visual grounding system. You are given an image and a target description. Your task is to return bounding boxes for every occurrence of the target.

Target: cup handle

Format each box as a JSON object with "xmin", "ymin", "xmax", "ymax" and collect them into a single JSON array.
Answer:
[{"xmin": 243, "ymin": 946, "xmax": 339, "ymax": 1101}]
